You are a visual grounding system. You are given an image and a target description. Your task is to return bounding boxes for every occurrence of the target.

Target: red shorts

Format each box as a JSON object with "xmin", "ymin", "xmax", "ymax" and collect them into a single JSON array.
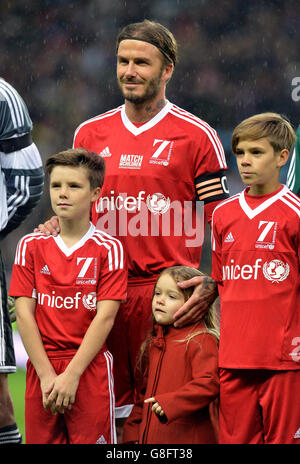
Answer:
[
  {"xmin": 219, "ymin": 368, "xmax": 300, "ymax": 444},
  {"xmin": 106, "ymin": 276, "xmax": 156, "ymax": 418},
  {"xmin": 25, "ymin": 349, "xmax": 116, "ymax": 444}
]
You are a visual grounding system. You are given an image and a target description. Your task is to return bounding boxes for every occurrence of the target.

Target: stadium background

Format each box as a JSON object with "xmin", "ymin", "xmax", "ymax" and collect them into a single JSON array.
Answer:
[{"xmin": 1, "ymin": 0, "xmax": 299, "ymax": 442}]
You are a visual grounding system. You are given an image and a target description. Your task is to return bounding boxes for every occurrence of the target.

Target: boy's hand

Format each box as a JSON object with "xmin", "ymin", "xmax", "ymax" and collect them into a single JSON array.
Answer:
[
  {"xmin": 144, "ymin": 397, "xmax": 165, "ymax": 417},
  {"xmin": 45, "ymin": 371, "xmax": 80, "ymax": 415},
  {"xmin": 34, "ymin": 216, "xmax": 60, "ymax": 236},
  {"xmin": 40, "ymin": 373, "xmax": 57, "ymax": 411}
]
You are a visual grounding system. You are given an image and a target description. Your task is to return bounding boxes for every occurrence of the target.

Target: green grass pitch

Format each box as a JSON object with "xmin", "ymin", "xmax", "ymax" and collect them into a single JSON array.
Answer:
[{"xmin": 8, "ymin": 368, "xmax": 26, "ymax": 443}]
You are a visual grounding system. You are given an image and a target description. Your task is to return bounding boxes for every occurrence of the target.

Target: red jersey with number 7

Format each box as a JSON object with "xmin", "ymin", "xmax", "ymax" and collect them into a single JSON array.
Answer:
[
  {"xmin": 73, "ymin": 102, "xmax": 229, "ymax": 278},
  {"xmin": 9, "ymin": 224, "xmax": 127, "ymax": 352},
  {"xmin": 211, "ymin": 185, "xmax": 300, "ymax": 370}
]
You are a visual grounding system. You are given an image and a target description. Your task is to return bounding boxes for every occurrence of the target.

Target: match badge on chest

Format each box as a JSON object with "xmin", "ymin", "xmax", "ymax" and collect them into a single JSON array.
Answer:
[{"xmin": 119, "ymin": 154, "xmax": 143, "ymax": 169}]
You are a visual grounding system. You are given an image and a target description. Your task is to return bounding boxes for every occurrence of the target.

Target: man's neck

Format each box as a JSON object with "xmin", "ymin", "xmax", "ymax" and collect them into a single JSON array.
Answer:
[{"xmin": 124, "ymin": 98, "xmax": 167, "ymax": 123}]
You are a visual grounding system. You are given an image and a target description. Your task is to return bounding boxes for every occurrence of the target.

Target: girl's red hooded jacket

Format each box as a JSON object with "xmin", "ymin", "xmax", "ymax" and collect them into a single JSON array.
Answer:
[{"xmin": 123, "ymin": 322, "xmax": 219, "ymax": 444}]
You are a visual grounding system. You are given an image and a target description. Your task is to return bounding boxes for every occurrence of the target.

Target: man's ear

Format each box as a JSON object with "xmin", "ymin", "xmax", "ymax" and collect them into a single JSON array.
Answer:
[{"xmin": 163, "ymin": 62, "xmax": 174, "ymax": 84}]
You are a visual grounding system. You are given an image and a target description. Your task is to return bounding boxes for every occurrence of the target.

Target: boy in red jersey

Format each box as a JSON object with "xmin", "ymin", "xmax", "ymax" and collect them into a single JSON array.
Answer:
[
  {"xmin": 9, "ymin": 148, "xmax": 127, "ymax": 444},
  {"xmin": 211, "ymin": 113, "xmax": 300, "ymax": 443}
]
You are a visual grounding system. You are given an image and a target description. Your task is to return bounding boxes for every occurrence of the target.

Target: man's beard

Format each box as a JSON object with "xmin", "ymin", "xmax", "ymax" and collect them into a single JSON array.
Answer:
[{"xmin": 119, "ymin": 70, "xmax": 163, "ymax": 105}]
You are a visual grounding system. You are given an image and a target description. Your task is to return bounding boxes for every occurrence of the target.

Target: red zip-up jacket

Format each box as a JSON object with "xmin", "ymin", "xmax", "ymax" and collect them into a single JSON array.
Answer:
[{"xmin": 123, "ymin": 322, "xmax": 219, "ymax": 444}]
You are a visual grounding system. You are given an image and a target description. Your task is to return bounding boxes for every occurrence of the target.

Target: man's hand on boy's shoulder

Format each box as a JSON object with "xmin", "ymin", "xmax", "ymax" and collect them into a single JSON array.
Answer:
[
  {"xmin": 173, "ymin": 276, "xmax": 218, "ymax": 328},
  {"xmin": 34, "ymin": 216, "xmax": 60, "ymax": 236}
]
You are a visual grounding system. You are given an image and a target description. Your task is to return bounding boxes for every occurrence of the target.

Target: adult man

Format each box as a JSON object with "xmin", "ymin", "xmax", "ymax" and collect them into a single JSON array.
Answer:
[
  {"xmin": 40, "ymin": 20, "xmax": 229, "ymax": 436},
  {"xmin": 0, "ymin": 77, "xmax": 44, "ymax": 443}
]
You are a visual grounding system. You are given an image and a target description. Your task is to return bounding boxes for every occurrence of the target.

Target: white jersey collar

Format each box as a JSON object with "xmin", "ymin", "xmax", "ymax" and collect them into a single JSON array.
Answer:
[
  {"xmin": 239, "ymin": 185, "xmax": 288, "ymax": 219},
  {"xmin": 121, "ymin": 100, "xmax": 173, "ymax": 136},
  {"xmin": 54, "ymin": 223, "xmax": 96, "ymax": 257}
]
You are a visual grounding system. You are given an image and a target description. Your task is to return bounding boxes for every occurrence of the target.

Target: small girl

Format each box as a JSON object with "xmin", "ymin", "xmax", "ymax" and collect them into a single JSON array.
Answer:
[{"xmin": 123, "ymin": 266, "xmax": 219, "ymax": 444}]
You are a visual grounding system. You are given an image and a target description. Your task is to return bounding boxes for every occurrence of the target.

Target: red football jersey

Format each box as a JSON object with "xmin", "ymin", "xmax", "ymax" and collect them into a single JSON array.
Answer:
[
  {"xmin": 73, "ymin": 102, "xmax": 228, "ymax": 277},
  {"xmin": 211, "ymin": 185, "xmax": 300, "ymax": 370},
  {"xmin": 9, "ymin": 224, "xmax": 127, "ymax": 351}
]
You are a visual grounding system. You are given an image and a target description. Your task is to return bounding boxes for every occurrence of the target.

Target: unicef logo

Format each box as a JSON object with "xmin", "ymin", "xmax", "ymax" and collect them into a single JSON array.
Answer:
[
  {"xmin": 82, "ymin": 292, "xmax": 97, "ymax": 311},
  {"xmin": 263, "ymin": 259, "xmax": 290, "ymax": 283},
  {"xmin": 146, "ymin": 193, "xmax": 171, "ymax": 215}
]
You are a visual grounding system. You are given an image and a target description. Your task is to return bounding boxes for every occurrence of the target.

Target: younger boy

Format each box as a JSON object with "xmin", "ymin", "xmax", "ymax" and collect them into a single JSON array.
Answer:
[
  {"xmin": 211, "ymin": 113, "xmax": 300, "ymax": 444},
  {"xmin": 9, "ymin": 148, "xmax": 127, "ymax": 444}
]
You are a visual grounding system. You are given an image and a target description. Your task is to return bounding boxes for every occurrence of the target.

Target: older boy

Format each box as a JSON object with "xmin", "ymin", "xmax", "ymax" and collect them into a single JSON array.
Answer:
[
  {"xmin": 211, "ymin": 113, "xmax": 300, "ymax": 444},
  {"xmin": 9, "ymin": 148, "xmax": 127, "ymax": 444}
]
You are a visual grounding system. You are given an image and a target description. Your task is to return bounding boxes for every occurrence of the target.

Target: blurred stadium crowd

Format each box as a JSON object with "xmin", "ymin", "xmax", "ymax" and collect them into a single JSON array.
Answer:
[{"xmin": 1, "ymin": 0, "xmax": 300, "ymax": 274}]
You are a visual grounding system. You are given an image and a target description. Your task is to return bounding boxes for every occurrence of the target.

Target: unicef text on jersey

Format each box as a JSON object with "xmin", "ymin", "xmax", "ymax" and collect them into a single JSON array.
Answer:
[
  {"xmin": 95, "ymin": 191, "xmax": 205, "ymax": 248},
  {"xmin": 222, "ymin": 258, "xmax": 290, "ymax": 283}
]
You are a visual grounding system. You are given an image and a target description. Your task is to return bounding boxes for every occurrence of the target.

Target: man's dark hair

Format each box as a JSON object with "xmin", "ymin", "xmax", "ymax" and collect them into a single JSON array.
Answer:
[{"xmin": 116, "ymin": 19, "xmax": 178, "ymax": 67}]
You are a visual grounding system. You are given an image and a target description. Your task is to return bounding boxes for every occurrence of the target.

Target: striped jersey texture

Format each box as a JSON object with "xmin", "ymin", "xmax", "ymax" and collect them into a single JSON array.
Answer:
[{"xmin": 0, "ymin": 78, "xmax": 44, "ymax": 236}]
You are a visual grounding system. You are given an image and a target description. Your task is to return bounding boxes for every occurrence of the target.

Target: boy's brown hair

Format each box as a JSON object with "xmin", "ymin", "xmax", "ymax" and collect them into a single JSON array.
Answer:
[
  {"xmin": 46, "ymin": 148, "xmax": 105, "ymax": 189},
  {"xmin": 232, "ymin": 112, "xmax": 296, "ymax": 154}
]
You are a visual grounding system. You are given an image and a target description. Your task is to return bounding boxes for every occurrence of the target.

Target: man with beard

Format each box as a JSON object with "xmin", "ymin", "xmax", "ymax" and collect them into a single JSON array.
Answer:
[{"xmin": 39, "ymin": 20, "xmax": 229, "ymax": 441}]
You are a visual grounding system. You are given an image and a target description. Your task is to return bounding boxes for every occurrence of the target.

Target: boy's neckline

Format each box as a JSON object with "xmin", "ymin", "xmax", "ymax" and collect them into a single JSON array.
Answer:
[
  {"xmin": 54, "ymin": 223, "xmax": 95, "ymax": 256},
  {"xmin": 239, "ymin": 185, "xmax": 288, "ymax": 220},
  {"xmin": 245, "ymin": 184, "xmax": 284, "ymax": 200}
]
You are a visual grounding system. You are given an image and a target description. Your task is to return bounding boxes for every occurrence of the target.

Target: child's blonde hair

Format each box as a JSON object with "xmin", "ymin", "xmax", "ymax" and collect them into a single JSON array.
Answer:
[
  {"xmin": 231, "ymin": 112, "xmax": 296, "ymax": 154},
  {"xmin": 137, "ymin": 266, "xmax": 219, "ymax": 374}
]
